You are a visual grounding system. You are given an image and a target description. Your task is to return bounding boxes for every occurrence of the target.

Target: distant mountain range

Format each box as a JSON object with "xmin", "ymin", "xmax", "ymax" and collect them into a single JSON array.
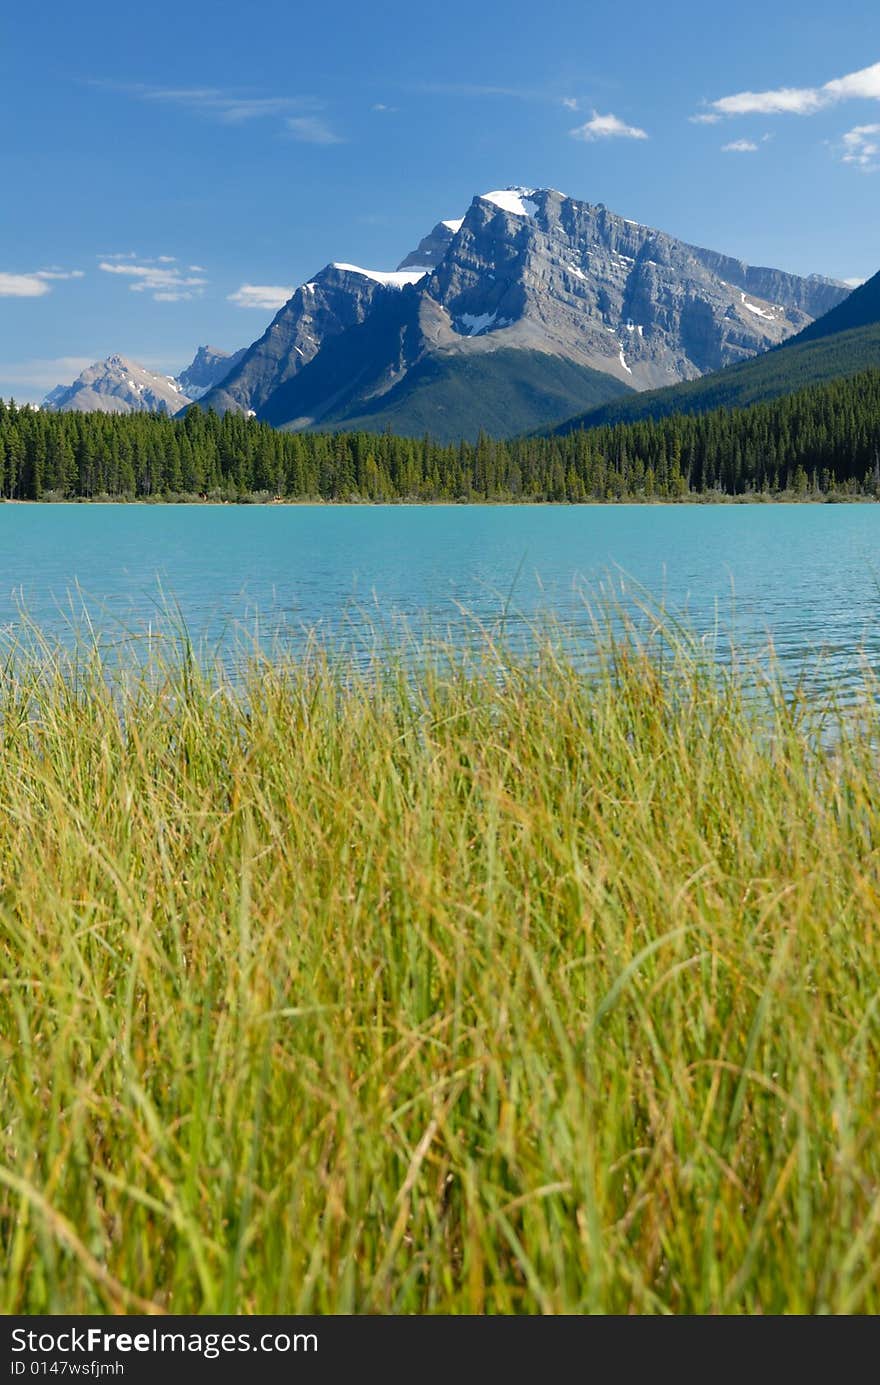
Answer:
[
  {"xmin": 41, "ymin": 186, "xmax": 860, "ymax": 440},
  {"xmin": 42, "ymin": 346, "xmax": 244, "ymax": 415}
]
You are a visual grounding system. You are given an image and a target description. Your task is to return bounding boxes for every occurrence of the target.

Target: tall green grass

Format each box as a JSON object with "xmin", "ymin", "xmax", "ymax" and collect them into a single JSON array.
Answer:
[{"xmin": 1, "ymin": 613, "xmax": 880, "ymax": 1314}]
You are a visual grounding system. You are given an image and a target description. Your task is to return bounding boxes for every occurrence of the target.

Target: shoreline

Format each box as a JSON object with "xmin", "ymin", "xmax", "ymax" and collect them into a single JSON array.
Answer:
[{"xmin": 1, "ymin": 493, "xmax": 877, "ymax": 508}]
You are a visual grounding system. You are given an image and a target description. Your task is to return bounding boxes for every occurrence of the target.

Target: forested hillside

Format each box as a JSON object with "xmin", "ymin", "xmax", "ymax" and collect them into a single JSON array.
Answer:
[{"xmin": 2, "ymin": 367, "xmax": 880, "ymax": 503}]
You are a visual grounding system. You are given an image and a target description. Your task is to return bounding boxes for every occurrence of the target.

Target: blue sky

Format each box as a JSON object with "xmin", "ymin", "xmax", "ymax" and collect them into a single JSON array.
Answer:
[{"xmin": 2, "ymin": 0, "xmax": 878, "ymax": 401}]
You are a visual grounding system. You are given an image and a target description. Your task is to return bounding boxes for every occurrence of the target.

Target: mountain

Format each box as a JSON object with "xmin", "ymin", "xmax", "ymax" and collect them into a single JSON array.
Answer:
[
  {"xmin": 785, "ymin": 268, "xmax": 880, "ymax": 346},
  {"xmin": 254, "ymin": 273, "xmax": 631, "ymax": 438},
  {"xmin": 42, "ymin": 355, "xmax": 193, "ymax": 415},
  {"xmin": 549, "ymin": 275, "xmax": 880, "ymax": 435},
  {"xmin": 397, "ymin": 219, "xmax": 461, "ymax": 272},
  {"xmin": 414, "ymin": 188, "xmax": 845, "ymax": 388},
  {"xmin": 193, "ymin": 263, "xmax": 427, "ymax": 417},
  {"xmin": 176, "ymin": 345, "xmax": 246, "ymax": 400},
  {"xmin": 194, "ymin": 186, "xmax": 849, "ymax": 441},
  {"xmin": 42, "ymin": 347, "xmax": 247, "ymax": 415},
  {"xmin": 41, "ymin": 384, "xmax": 70, "ymax": 409}
]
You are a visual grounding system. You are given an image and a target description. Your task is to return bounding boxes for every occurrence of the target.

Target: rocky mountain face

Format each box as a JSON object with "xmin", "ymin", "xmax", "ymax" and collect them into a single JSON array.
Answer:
[
  {"xmin": 192, "ymin": 186, "xmax": 850, "ymax": 438},
  {"xmin": 42, "ymin": 355, "xmax": 193, "ymax": 416},
  {"xmin": 397, "ymin": 220, "xmax": 460, "ymax": 272},
  {"xmin": 176, "ymin": 345, "xmax": 246, "ymax": 400},
  {"xmin": 423, "ymin": 189, "xmax": 848, "ymax": 388},
  {"xmin": 195, "ymin": 264, "xmax": 426, "ymax": 417}
]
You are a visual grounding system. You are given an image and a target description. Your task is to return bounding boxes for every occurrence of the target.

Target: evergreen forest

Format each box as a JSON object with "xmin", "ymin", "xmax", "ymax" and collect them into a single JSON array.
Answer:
[{"xmin": 2, "ymin": 366, "xmax": 880, "ymax": 503}]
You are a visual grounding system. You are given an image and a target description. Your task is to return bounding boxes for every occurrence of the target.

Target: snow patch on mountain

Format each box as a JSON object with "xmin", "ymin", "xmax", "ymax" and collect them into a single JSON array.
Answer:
[
  {"xmin": 332, "ymin": 264, "xmax": 427, "ymax": 287},
  {"xmin": 739, "ymin": 292, "xmax": 778, "ymax": 321},
  {"xmin": 480, "ymin": 189, "xmax": 538, "ymax": 218},
  {"xmin": 458, "ymin": 311, "xmax": 506, "ymax": 336}
]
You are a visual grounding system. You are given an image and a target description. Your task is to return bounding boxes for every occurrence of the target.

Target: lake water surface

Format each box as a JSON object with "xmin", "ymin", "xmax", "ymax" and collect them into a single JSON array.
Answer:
[{"xmin": 2, "ymin": 503, "xmax": 879, "ymax": 691}]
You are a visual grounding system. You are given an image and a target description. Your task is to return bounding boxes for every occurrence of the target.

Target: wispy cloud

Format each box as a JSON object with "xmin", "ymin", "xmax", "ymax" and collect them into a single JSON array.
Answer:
[
  {"xmin": 413, "ymin": 81, "xmax": 540, "ymax": 100},
  {"xmin": 285, "ymin": 115, "xmax": 344, "ymax": 144},
  {"xmin": 98, "ymin": 259, "xmax": 207, "ymax": 302},
  {"xmin": 561, "ymin": 97, "xmax": 579, "ymax": 111},
  {"xmin": 689, "ymin": 112, "xmax": 722, "ymax": 125},
  {"xmin": 227, "ymin": 284, "xmax": 293, "ymax": 311},
  {"xmin": 0, "ymin": 356, "xmax": 95, "ymax": 390},
  {"xmin": 722, "ymin": 138, "xmax": 760, "ymax": 152},
  {"xmin": 570, "ymin": 111, "xmax": 648, "ymax": 142},
  {"xmin": 92, "ymin": 81, "xmax": 324, "ymax": 126},
  {"xmin": 371, "ymin": 103, "xmax": 398, "ymax": 113},
  {"xmin": 841, "ymin": 123, "xmax": 880, "ymax": 169},
  {"xmin": 34, "ymin": 267, "xmax": 85, "ymax": 281},
  {"xmin": 0, "ymin": 267, "xmax": 84, "ymax": 297},
  {"xmin": 706, "ymin": 59, "xmax": 880, "ymax": 118}
]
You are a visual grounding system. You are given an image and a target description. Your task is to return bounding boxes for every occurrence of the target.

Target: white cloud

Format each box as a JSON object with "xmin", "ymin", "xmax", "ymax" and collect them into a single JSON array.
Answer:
[
  {"xmin": 825, "ymin": 65, "xmax": 880, "ymax": 101},
  {"xmin": 714, "ymin": 85, "xmax": 826, "ymax": 117},
  {"xmin": 285, "ymin": 115, "xmax": 344, "ymax": 144},
  {"xmin": 98, "ymin": 260, "xmax": 207, "ymax": 302},
  {"xmin": 188, "ymin": 264, "xmax": 206, "ymax": 272},
  {"xmin": 722, "ymin": 138, "xmax": 760, "ymax": 152},
  {"xmin": 708, "ymin": 59, "xmax": 880, "ymax": 118},
  {"xmin": 0, "ymin": 273, "xmax": 52, "ymax": 298},
  {"xmin": 0, "ymin": 266, "xmax": 84, "ymax": 297},
  {"xmin": 841, "ymin": 123, "xmax": 880, "ymax": 169},
  {"xmin": 156, "ymin": 255, "xmax": 177, "ymax": 263},
  {"xmin": 561, "ymin": 97, "xmax": 579, "ymax": 111},
  {"xmin": 227, "ymin": 284, "xmax": 293, "ymax": 311},
  {"xmin": 371, "ymin": 103, "xmax": 398, "ymax": 113},
  {"xmin": 690, "ymin": 112, "xmax": 722, "ymax": 125},
  {"xmin": 570, "ymin": 111, "xmax": 649, "ymax": 142}
]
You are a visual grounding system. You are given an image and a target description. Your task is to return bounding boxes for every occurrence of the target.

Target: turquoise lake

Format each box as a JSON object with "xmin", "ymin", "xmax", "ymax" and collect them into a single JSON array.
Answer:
[{"xmin": 2, "ymin": 503, "xmax": 880, "ymax": 690}]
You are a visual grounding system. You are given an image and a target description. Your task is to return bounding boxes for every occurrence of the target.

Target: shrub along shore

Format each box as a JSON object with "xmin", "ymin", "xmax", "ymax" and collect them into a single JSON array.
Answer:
[{"xmin": 2, "ymin": 617, "xmax": 880, "ymax": 1312}]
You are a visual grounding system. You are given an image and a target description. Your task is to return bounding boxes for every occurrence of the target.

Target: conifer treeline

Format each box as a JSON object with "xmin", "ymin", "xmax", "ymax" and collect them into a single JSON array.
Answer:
[{"xmin": 2, "ymin": 368, "xmax": 880, "ymax": 502}]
